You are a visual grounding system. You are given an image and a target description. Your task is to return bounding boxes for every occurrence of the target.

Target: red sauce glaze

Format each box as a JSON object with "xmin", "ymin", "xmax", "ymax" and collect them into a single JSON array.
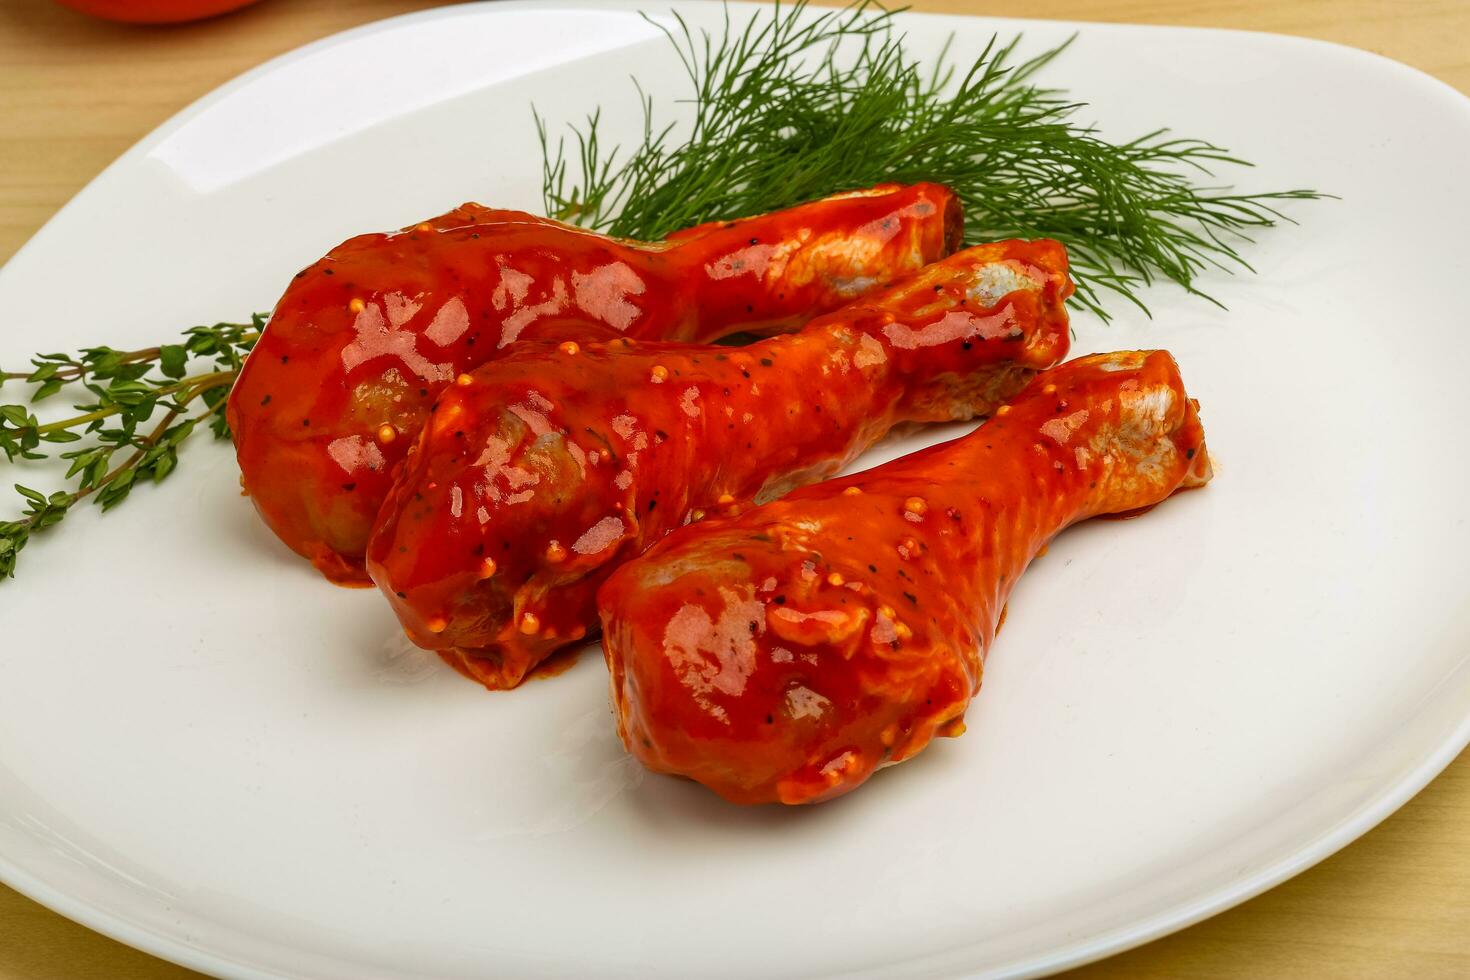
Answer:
[
  {"xmin": 366, "ymin": 240, "xmax": 1074, "ymax": 690},
  {"xmin": 598, "ymin": 350, "xmax": 1213, "ymax": 805},
  {"xmin": 227, "ymin": 184, "xmax": 961, "ymax": 584},
  {"xmin": 524, "ymin": 645, "xmax": 584, "ymax": 682}
]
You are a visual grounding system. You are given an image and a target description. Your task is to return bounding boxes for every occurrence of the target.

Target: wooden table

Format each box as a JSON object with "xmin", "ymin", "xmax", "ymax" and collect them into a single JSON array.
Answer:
[{"xmin": 1, "ymin": 0, "xmax": 1467, "ymax": 976}]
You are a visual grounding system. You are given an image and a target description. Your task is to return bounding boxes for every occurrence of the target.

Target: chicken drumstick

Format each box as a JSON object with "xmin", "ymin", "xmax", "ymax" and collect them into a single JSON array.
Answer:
[{"xmin": 598, "ymin": 350, "xmax": 1211, "ymax": 804}]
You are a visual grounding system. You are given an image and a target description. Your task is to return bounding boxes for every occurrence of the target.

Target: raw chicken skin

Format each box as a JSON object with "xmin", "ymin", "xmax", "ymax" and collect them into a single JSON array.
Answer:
[
  {"xmin": 227, "ymin": 184, "xmax": 961, "ymax": 584},
  {"xmin": 598, "ymin": 350, "xmax": 1212, "ymax": 804},
  {"xmin": 368, "ymin": 239, "xmax": 1074, "ymax": 690}
]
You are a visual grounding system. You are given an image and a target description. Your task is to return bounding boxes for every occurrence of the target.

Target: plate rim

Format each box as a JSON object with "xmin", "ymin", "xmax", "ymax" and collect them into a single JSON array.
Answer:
[{"xmin": 2, "ymin": 3, "xmax": 1469, "ymax": 978}]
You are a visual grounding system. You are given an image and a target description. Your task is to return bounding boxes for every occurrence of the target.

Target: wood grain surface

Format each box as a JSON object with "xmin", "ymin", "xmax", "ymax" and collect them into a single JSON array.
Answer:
[{"xmin": 1, "ymin": 0, "xmax": 1467, "ymax": 977}]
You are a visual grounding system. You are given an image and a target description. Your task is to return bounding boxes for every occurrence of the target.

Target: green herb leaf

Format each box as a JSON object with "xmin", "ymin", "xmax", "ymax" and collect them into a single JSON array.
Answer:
[
  {"xmin": 31, "ymin": 379, "xmax": 65, "ymax": 403},
  {"xmin": 159, "ymin": 344, "xmax": 188, "ymax": 379}
]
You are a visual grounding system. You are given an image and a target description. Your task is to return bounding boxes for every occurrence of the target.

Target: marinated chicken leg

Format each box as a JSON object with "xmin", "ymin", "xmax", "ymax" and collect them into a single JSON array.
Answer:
[
  {"xmin": 598, "ymin": 350, "xmax": 1211, "ymax": 804},
  {"xmin": 368, "ymin": 240, "xmax": 1074, "ymax": 690},
  {"xmin": 228, "ymin": 184, "xmax": 961, "ymax": 583}
]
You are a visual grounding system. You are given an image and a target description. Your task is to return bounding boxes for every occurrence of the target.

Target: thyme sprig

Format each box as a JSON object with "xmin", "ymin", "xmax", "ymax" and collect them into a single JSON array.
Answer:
[
  {"xmin": 0, "ymin": 318, "xmax": 261, "ymax": 578},
  {"xmin": 538, "ymin": 0, "xmax": 1324, "ymax": 318}
]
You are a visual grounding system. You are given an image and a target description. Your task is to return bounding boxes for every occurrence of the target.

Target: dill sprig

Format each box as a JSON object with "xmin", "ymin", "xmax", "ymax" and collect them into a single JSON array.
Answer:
[
  {"xmin": 0, "ymin": 318, "xmax": 261, "ymax": 578},
  {"xmin": 538, "ymin": 0, "xmax": 1325, "ymax": 318}
]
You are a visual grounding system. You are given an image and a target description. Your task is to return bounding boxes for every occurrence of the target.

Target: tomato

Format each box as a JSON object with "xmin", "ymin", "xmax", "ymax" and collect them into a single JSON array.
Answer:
[{"xmin": 52, "ymin": 0, "xmax": 264, "ymax": 24}]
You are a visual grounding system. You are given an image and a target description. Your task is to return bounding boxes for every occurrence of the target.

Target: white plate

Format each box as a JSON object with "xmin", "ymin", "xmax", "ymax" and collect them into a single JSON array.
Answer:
[{"xmin": 2, "ymin": 3, "xmax": 1468, "ymax": 978}]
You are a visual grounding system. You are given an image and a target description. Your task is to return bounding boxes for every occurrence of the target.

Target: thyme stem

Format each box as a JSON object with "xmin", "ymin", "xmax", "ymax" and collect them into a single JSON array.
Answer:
[{"xmin": 32, "ymin": 371, "xmax": 236, "ymax": 436}]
